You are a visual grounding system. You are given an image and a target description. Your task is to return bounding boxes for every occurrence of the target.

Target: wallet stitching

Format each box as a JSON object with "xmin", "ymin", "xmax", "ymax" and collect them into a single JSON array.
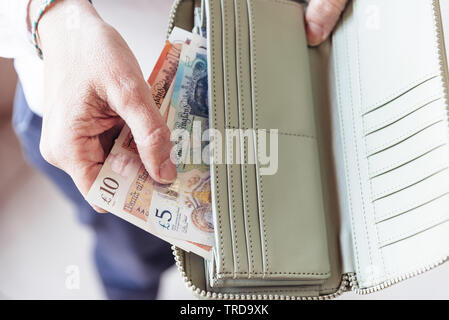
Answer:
[
  {"xmin": 216, "ymin": 271, "xmax": 330, "ymax": 276},
  {"xmin": 210, "ymin": 0, "xmax": 227, "ymax": 273},
  {"xmin": 226, "ymin": 126, "xmax": 316, "ymax": 140},
  {"xmin": 249, "ymin": 0, "xmax": 270, "ymax": 275},
  {"xmin": 236, "ymin": 0, "xmax": 254, "ymax": 276},
  {"xmin": 276, "ymin": 132, "xmax": 315, "ymax": 139},
  {"xmin": 210, "ymin": 273, "xmax": 341, "ymax": 295},
  {"xmin": 355, "ymin": 7, "xmax": 386, "ymax": 279},
  {"xmin": 339, "ymin": 18, "xmax": 363, "ymax": 276},
  {"xmin": 188, "ymin": 251, "xmax": 192, "ymax": 281},
  {"xmin": 223, "ymin": 0, "xmax": 240, "ymax": 275},
  {"xmin": 209, "ymin": 285, "xmax": 330, "ymax": 294}
]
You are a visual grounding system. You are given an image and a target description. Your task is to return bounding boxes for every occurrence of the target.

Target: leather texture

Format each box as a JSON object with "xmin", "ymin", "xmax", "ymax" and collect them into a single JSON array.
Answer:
[
  {"xmin": 206, "ymin": 0, "xmax": 332, "ymax": 286},
  {"xmin": 171, "ymin": 0, "xmax": 449, "ymax": 297},
  {"xmin": 174, "ymin": 0, "xmax": 338, "ymax": 297},
  {"xmin": 332, "ymin": 0, "xmax": 449, "ymax": 289}
]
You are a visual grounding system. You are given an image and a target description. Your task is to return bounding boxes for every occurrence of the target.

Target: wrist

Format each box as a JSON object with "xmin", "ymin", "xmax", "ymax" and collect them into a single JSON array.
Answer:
[{"xmin": 30, "ymin": 0, "xmax": 102, "ymax": 57}]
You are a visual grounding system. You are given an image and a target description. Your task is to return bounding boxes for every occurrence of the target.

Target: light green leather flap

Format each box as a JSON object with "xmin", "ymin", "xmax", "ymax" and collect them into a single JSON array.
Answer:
[{"xmin": 206, "ymin": 0, "xmax": 331, "ymax": 286}]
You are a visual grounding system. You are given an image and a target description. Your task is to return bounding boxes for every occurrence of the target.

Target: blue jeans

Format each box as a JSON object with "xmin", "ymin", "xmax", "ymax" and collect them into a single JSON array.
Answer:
[{"xmin": 12, "ymin": 83, "xmax": 174, "ymax": 299}]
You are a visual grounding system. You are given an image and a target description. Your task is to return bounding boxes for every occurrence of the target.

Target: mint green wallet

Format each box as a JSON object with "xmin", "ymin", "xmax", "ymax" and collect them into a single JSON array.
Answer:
[{"xmin": 168, "ymin": 0, "xmax": 449, "ymax": 299}]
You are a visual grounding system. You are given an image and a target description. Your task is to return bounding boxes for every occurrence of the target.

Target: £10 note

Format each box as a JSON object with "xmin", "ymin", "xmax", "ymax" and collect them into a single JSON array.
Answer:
[{"xmin": 87, "ymin": 30, "xmax": 214, "ymax": 260}]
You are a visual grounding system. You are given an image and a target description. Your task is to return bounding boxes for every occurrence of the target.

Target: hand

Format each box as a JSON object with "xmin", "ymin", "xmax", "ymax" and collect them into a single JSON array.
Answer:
[
  {"xmin": 305, "ymin": 0, "xmax": 348, "ymax": 46},
  {"xmin": 33, "ymin": 0, "xmax": 177, "ymax": 207}
]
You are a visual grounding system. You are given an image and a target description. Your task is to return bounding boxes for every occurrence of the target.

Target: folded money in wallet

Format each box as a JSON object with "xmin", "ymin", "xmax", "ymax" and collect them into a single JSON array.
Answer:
[{"xmin": 89, "ymin": 0, "xmax": 449, "ymax": 299}]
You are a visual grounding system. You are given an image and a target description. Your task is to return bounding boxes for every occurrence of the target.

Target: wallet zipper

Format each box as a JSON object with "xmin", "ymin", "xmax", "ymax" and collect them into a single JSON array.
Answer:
[
  {"xmin": 168, "ymin": 0, "xmax": 449, "ymax": 298},
  {"xmin": 348, "ymin": 257, "xmax": 449, "ymax": 295},
  {"xmin": 172, "ymin": 246, "xmax": 352, "ymax": 300},
  {"xmin": 167, "ymin": 0, "xmax": 184, "ymax": 38},
  {"xmin": 347, "ymin": 0, "xmax": 449, "ymax": 295}
]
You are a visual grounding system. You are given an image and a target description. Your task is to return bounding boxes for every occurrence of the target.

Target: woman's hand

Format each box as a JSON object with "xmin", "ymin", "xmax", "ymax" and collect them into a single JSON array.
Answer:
[
  {"xmin": 32, "ymin": 0, "xmax": 346, "ymax": 209},
  {"xmin": 305, "ymin": 0, "xmax": 348, "ymax": 46},
  {"xmin": 33, "ymin": 0, "xmax": 177, "ymax": 205}
]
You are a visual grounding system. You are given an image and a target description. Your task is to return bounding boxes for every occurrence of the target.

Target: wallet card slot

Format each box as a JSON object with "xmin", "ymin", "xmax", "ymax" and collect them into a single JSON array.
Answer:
[
  {"xmin": 246, "ymin": 0, "xmax": 317, "ymax": 138},
  {"xmin": 373, "ymin": 169, "xmax": 449, "ymax": 223},
  {"xmin": 361, "ymin": 75, "xmax": 441, "ymax": 118},
  {"xmin": 377, "ymin": 193, "xmax": 449, "ymax": 248},
  {"xmin": 221, "ymin": 0, "xmax": 249, "ymax": 276},
  {"xmin": 355, "ymin": 0, "xmax": 441, "ymax": 115},
  {"xmin": 367, "ymin": 121, "xmax": 443, "ymax": 157},
  {"xmin": 368, "ymin": 117, "xmax": 449, "ymax": 178},
  {"xmin": 207, "ymin": 0, "xmax": 235, "ymax": 276},
  {"xmin": 380, "ymin": 217, "xmax": 449, "ymax": 280},
  {"xmin": 363, "ymin": 77, "xmax": 444, "ymax": 135},
  {"xmin": 370, "ymin": 146, "xmax": 449, "ymax": 201},
  {"xmin": 330, "ymin": 0, "xmax": 449, "ymax": 290},
  {"xmin": 365, "ymin": 100, "xmax": 446, "ymax": 156},
  {"xmin": 247, "ymin": 0, "xmax": 330, "ymax": 280},
  {"xmin": 256, "ymin": 134, "xmax": 331, "ymax": 280},
  {"xmin": 234, "ymin": 0, "xmax": 264, "ymax": 277}
]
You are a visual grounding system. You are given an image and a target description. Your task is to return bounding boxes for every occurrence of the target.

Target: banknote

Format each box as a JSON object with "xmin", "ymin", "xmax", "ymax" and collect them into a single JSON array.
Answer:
[
  {"xmin": 123, "ymin": 27, "xmax": 204, "ymax": 160},
  {"xmin": 148, "ymin": 41, "xmax": 182, "ymax": 109},
  {"xmin": 158, "ymin": 43, "xmax": 212, "ymax": 245},
  {"xmin": 170, "ymin": 44, "xmax": 209, "ymax": 173},
  {"xmin": 87, "ymin": 31, "xmax": 214, "ymax": 260},
  {"xmin": 159, "ymin": 79, "xmax": 175, "ymax": 123},
  {"xmin": 87, "ymin": 125, "xmax": 214, "ymax": 245}
]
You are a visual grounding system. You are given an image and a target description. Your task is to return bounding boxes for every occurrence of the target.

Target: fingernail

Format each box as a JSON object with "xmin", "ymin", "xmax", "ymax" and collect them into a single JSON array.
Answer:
[
  {"xmin": 159, "ymin": 158, "xmax": 177, "ymax": 183},
  {"xmin": 306, "ymin": 21, "xmax": 325, "ymax": 46}
]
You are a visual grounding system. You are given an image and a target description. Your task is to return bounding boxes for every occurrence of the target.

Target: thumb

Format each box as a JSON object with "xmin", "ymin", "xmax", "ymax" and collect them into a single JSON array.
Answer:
[
  {"xmin": 108, "ymin": 76, "xmax": 177, "ymax": 184},
  {"xmin": 305, "ymin": 0, "xmax": 348, "ymax": 46}
]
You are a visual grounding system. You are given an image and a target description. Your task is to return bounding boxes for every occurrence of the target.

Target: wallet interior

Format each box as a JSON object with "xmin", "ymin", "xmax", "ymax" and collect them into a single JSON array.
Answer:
[
  {"xmin": 171, "ymin": 0, "xmax": 449, "ymax": 298},
  {"xmin": 172, "ymin": 0, "xmax": 344, "ymax": 298}
]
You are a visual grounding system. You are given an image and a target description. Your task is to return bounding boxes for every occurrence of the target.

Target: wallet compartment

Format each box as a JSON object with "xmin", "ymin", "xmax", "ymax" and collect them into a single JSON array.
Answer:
[{"xmin": 207, "ymin": 0, "xmax": 332, "ymax": 285}]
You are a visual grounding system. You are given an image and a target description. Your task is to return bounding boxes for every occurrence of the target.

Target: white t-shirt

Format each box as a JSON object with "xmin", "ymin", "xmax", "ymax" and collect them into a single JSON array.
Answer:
[{"xmin": 0, "ymin": 0, "xmax": 173, "ymax": 116}]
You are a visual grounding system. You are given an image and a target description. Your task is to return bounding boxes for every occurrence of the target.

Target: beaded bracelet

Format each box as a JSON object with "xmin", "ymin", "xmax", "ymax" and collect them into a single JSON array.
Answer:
[{"xmin": 32, "ymin": 0, "xmax": 93, "ymax": 59}]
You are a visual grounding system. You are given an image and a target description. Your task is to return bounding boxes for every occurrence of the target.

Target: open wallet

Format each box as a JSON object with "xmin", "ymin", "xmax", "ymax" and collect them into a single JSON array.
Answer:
[{"xmin": 167, "ymin": 0, "xmax": 449, "ymax": 299}]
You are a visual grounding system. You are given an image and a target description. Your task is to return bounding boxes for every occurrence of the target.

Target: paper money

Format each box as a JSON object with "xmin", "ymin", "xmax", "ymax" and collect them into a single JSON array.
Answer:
[
  {"xmin": 123, "ymin": 27, "xmax": 204, "ymax": 157},
  {"xmin": 148, "ymin": 41, "xmax": 182, "ymax": 109},
  {"xmin": 159, "ymin": 79, "xmax": 175, "ymax": 123},
  {"xmin": 87, "ymin": 30, "xmax": 214, "ymax": 260},
  {"xmin": 87, "ymin": 125, "xmax": 214, "ymax": 244}
]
